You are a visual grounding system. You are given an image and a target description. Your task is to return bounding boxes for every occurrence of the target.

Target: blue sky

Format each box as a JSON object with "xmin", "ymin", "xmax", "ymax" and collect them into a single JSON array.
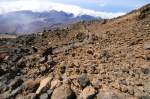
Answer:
[
  {"xmin": 51, "ymin": 0, "xmax": 149, "ymax": 12},
  {"xmin": 0, "ymin": 0, "xmax": 149, "ymax": 18}
]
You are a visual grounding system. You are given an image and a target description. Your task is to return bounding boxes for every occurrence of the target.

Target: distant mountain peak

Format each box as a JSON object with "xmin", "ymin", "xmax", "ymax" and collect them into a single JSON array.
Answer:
[{"xmin": 0, "ymin": 10, "xmax": 100, "ymax": 34}]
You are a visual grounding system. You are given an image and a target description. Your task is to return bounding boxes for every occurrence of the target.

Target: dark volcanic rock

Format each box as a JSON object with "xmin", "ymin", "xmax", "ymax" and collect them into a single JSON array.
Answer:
[
  {"xmin": 0, "ymin": 69, "xmax": 6, "ymax": 76},
  {"xmin": 42, "ymin": 47, "xmax": 53, "ymax": 57}
]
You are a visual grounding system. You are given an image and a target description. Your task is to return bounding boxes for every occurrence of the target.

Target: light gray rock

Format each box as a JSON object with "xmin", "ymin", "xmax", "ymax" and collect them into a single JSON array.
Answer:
[
  {"xmin": 78, "ymin": 74, "xmax": 90, "ymax": 88},
  {"xmin": 40, "ymin": 93, "xmax": 49, "ymax": 99}
]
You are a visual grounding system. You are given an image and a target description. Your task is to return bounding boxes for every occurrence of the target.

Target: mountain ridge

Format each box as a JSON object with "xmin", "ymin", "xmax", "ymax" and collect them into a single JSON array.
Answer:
[{"xmin": 0, "ymin": 10, "xmax": 100, "ymax": 34}]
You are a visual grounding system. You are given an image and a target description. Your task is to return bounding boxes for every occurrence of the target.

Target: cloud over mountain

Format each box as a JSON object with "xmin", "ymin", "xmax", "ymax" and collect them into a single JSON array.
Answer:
[{"xmin": 0, "ymin": 0, "xmax": 125, "ymax": 18}]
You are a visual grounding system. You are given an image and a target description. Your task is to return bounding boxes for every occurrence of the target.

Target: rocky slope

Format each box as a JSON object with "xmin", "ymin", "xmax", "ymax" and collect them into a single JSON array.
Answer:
[{"xmin": 0, "ymin": 4, "xmax": 150, "ymax": 99}]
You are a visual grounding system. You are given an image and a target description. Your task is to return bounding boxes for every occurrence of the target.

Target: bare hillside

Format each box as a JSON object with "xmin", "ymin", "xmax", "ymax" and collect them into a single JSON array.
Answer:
[{"xmin": 0, "ymin": 4, "xmax": 150, "ymax": 99}]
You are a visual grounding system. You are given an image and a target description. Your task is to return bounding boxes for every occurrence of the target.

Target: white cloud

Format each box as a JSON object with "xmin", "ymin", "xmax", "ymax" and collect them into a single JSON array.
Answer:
[{"xmin": 0, "ymin": 0, "xmax": 125, "ymax": 18}]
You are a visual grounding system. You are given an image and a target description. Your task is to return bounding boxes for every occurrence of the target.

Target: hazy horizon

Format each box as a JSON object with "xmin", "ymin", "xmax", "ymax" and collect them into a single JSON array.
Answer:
[{"xmin": 0, "ymin": 0, "xmax": 149, "ymax": 18}]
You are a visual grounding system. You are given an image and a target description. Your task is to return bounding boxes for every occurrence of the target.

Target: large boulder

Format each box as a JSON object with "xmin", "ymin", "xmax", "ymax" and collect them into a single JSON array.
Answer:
[
  {"xmin": 51, "ymin": 84, "xmax": 76, "ymax": 99},
  {"xmin": 23, "ymin": 79, "xmax": 40, "ymax": 93},
  {"xmin": 36, "ymin": 77, "xmax": 52, "ymax": 94}
]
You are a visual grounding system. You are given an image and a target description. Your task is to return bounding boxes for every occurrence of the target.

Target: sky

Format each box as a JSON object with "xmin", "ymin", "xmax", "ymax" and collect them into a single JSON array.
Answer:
[{"xmin": 0, "ymin": 0, "xmax": 149, "ymax": 18}]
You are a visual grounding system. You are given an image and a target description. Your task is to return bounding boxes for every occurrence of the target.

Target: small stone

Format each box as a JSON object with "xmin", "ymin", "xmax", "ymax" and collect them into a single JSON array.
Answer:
[
  {"xmin": 0, "ymin": 53, "xmax": 9, "ymax": 61},
  {"xmin": 120, "ymin": 85, "xmax": 128, "ymax": 93},
  {"xmin": 60, "ymin": 66, "xmax": 66, "ymax": 74},
  {"xmin": 40, "ymin": 93, "xmax": 49, "ymax": 99},
  {"xmin": 31, "ymin": 46, "xmax": 38, "ymax": 53},
  {"xmin": 112, "ymin": 82, "xmax": 120, "ymax": 90},
  {"xmin": 91, "ymin": 78, "xmax": 101, "ymax": 89},
  {"xmin": 51, "ymin": 84, "xmax": 76, "ymax": 99},
  {"xmin": 144, "ymin": 42, "xmax": 150, "ymax": 50},
  {"xmin": 48, "ymin": 55, "xmax": 53, "ymax": 62},
  {"xmin": 72, "ymin": 53, "xmax": 76, "ymax": 57},
  {"xmin": 39, "ymin": 57, "xmax": 48, "ymax": 64},
  {"xmin": 40, "ymin": 65, "xmax": 47, "ymax": 73},
  {"xmin": 63, "ymin": 77, "xmax": 71, "ymax": 85},
  {"xmin": 87, "ymin": 50, "xmax": 93, "ymax": 55},
  {"xmin": 87, "ymin": 65, "xmax": 96, "ymax": 74},
  {"xmin": 142, "ymin": 68, "xmax": 150, "ymax": 74},
  {"xmin": 78, "ymin": 86, "xmax": 96, "ymax": 99},
  {"xmin": 16, "ymin": 58, "xmax": 26, "ymax": 68},
  {"xmin": 78, "ymin": 74, "xmax": 90, "ymax": 88}
]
